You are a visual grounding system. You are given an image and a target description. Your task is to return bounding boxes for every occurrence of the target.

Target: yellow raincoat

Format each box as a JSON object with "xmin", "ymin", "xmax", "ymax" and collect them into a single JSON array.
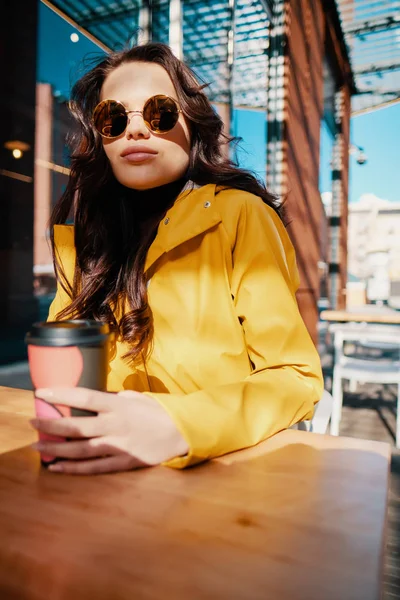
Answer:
[{"xmin": 48, "ymin": 184, "xmax": 323, "ymax": 468}]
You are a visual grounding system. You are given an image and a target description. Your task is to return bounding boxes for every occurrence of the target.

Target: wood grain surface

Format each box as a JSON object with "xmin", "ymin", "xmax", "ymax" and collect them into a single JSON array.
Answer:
[{"xmin": 0, "ymin": 386, "xmax": 391, "ymax": 600}]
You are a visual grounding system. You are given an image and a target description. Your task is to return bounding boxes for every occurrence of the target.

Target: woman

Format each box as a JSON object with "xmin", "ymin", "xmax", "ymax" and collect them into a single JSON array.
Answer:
[{"xmin": 31, "ymin": 43, "xmax": 323, "ymax": 474}]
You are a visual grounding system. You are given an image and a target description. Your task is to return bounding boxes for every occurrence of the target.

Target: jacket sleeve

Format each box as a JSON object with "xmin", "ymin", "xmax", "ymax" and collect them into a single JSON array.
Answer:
[
  {"xmin": 146, "ymin": 194, "xmax": 324, "ymax": 469},
  {"xmin": 47, "ymin": 225, "xmax": 75, "ymax": 321}
]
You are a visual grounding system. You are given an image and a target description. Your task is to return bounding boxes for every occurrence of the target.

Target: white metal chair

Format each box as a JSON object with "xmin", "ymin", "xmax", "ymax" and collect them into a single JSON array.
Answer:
[
  {"xmin": 294, "ymin": 390, "xmax": 333, "ymax": 434},
  {"xmin": 330, "ymin": 322, "xmax": 400, "ymax": 447}
]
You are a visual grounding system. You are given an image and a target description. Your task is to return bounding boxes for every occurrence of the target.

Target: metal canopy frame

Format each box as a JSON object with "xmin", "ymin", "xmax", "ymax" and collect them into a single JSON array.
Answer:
[
  {"xmin": 337, "ymin": 0, "xmax": 400, "ymax": 114},
  {"xmin": 43, "ymin": 0, "xmax": 272, "ymax": 108},
  {"xmin": 43, "ymin": 0, "xmax": 399, "ymax": 114}
]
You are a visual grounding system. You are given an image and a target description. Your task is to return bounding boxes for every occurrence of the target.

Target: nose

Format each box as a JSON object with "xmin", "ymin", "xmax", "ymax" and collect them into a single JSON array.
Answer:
[{"xmin": 125, "ymin": 112, "xmax": 150, "ymax": 140}]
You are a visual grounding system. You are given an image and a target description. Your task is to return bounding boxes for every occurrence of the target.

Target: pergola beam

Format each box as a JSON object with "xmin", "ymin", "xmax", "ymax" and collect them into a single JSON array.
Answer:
[
  {"xmin": 354, "ymin": 61, "xmax": 400, "ymax": 76},
  {"xmin": 80, "ymin": 5, "xmax": 138, "ymax": 27},
  {"xmin": 344, "ymin": 13, "xmax": 400, "ymax": 37},
  {"xmin": 356, "ymin": 88, "xmax": 400, "ymax": 97}
]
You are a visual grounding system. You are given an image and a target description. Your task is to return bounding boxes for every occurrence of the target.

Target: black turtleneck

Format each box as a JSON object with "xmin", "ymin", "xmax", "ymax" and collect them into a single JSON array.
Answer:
[
  {"xmin": 113, "ymin": 177, "xmax": 189, "ymax": 258},
  {"xmin": 132, "ymin": 177, "xmax": 189, "ymax": 224}
]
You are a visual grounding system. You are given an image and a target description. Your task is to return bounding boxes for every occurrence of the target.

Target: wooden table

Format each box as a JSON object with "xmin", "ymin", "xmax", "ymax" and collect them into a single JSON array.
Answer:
[
  {"xmin": 321, "ymin": 307, "xmax": 400, "ymax": 325},
  {"xmin": 0, "ymin": 386, "xmax": 391, "ymax": 600}
]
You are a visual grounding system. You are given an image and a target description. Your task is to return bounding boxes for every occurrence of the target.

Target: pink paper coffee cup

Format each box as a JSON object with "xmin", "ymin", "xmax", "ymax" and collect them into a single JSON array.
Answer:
[{"xmin": 26, "ymin": 320, "xmax": 110, "ymax": 466}]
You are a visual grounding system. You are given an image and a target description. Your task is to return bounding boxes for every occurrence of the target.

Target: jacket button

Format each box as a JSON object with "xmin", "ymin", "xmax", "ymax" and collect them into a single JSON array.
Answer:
[
  {"xmin": 164, "ymin": 217, "xmax": 170, "ymax": 225},
  {"xmin": 204, "ymin": 201, "xmax": 211, "ymax": 208}
]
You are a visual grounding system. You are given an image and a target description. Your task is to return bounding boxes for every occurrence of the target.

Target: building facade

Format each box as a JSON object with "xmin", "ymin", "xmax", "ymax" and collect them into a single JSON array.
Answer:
[{"xmin": 348, "ymin": 194, "xmax": 400, "ymax": 305}]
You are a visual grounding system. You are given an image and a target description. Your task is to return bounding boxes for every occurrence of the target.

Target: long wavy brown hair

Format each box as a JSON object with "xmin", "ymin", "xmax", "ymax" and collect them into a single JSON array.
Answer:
[{"xmin": 50, "ymin": 42, "xmax": 282, "ymax": 364}]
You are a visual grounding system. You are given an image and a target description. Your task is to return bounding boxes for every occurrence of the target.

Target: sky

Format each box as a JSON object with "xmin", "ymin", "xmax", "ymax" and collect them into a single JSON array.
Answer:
[
  {"xmin": 37, "ymin": 2, "xmax": 400, "ymax": 204},
  {"xmin": 348, "ymin": 104, "xmax": 400, "ymax": 203}
]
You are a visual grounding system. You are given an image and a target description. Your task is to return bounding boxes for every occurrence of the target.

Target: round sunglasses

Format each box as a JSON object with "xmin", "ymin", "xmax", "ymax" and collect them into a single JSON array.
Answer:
[{"xmin": 93, "ymin": 94, "xmax": 182, "ymax": 138}]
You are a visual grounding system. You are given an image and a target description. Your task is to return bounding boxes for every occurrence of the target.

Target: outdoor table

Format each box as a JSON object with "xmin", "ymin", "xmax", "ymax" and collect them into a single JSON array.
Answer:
[
  {"xmin": 321, "ymin": 307, "xmax": 400, "ymax": 325},
  {"xmin": 0, "ymin": 385, "xmax": 390, "ymax": 600}
]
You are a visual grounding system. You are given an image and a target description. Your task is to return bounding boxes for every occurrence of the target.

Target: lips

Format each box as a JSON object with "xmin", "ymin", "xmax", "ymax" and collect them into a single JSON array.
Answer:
[{"xmin": 120, "ymin": 145, "xmax": 158, "ymax": 162}]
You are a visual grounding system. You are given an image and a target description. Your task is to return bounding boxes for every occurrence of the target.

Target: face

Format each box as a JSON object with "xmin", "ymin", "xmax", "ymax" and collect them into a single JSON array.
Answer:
[{"xmin": 98, "ymin": 62, "xmax": 191, "ymax": 190}]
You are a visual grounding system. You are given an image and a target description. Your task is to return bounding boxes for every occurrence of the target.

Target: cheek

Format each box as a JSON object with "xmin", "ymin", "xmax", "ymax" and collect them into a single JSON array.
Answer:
[
  {"xmin": 168, "ymin": 121, "xmax": 191, "ymax": 158},
  {"xmin": 180, "ymin": 118, "xmax": 192, "ymax": 151},
  {"xmin": 162, "ymin": 146, "xmax": 190, "ymax": 168},
  {"xmin": 163, "ymin": 135, "xmax": 191, "ymax": 167}
]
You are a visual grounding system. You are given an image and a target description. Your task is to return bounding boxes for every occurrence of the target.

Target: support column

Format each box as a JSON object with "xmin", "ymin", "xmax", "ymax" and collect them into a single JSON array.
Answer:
[
  {"xmin": 329, "ymin": 87, "xmax": 346, "ymax": 310},
  {"xmin": 34, "ymin": 84, "xmax": 53, "ymax": 272},
  {"xmin": 213, "ymin": 103, "xmax": 230, "ymax": 159},
  {"xmin": 227, "ymin": 0, "xmax": 237, "ymax": 139},
  {"xmin": 212, "ymin": 0, "xmax": 236, "ymax": 159},
  {"xmin": 139, "ymin": 0, "xmax": 152, "ymax": 44},
  {"xmin": 266, "ymin": 0, "xmax": 289, "ymax": 197},
  {"xmin": 0, "ymin": 1, "xmax": 38, "ymax": 362},
  {"xmin": 169, "ymin": 0, "xmax": 183, "ymax": 59},
  {"xmin": 266, "ymin": 0, "xmax": 327, "ymax": 343}
]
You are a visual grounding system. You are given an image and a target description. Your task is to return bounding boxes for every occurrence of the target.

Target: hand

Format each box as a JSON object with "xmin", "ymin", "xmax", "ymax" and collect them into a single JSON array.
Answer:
[{"xmin": 30, "ymin": 387, "xmax": 189, "ymax": 475}]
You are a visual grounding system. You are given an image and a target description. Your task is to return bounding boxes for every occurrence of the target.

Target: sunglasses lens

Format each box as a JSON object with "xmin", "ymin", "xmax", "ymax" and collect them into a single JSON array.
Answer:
[
  {"xmin": 93, "ymin": 100, "xmax": 127, "ymax": 138},
  {"xmin": 143, "ymin": 95, "xmax": 179, "ymax": 133}
]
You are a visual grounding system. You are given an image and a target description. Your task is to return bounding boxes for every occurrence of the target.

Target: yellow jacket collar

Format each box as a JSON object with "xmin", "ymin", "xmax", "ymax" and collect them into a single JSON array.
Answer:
[
  {"xmin": 53, "ymin": 183, "xmax": 223, "ymax": 274},
  {"xmin": 144, "ymin": 183, "xmax": 222, "ymax": 272}
]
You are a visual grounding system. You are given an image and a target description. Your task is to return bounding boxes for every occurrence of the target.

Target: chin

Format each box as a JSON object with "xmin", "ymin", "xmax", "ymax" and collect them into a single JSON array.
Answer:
[{"xmin": 111, "ymin": 169, "xmax": 161, "ymax": 190}]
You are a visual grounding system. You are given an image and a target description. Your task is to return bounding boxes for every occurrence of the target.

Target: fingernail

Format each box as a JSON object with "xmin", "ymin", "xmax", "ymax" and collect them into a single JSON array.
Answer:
[
  {"xmin": 48, "ymin": 464, "xmax": 63, "ymax": 473},
  {"xmin": 36, "ymin": 388, "xmax": 54, "ymax": 399}
]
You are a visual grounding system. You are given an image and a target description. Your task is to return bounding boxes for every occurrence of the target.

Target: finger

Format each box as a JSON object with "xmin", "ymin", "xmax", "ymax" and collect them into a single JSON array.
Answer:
[
  {"xmin": 35, "ymin": 388, "xmax": 119, "ymax": 413},
  {"xmin": 117, "ymin": 390, "xmax": 144, "ymax": 399},
  {"xmin": 31, "ymin": 413, "xmax": 114, "ymax": 439},
  {"xmin": 48, "ymin": 454, "xmax": 145, "ymax": 475},
  {"xmin": 33, "ymin": 436, "xmax": 124, "ymax": 460}
]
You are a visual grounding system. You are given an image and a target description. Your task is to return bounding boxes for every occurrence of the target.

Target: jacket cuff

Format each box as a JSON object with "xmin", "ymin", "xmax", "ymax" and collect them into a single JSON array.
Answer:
[{"xmin": 143, "ymin": 391, "xmax": 207, "ymax": 469}]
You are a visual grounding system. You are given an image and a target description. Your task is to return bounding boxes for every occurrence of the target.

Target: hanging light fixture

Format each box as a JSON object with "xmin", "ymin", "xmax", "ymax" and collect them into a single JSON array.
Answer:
[{"xmin": 4, "ymin": 140, "xmax": 31, "ymax": 159}]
